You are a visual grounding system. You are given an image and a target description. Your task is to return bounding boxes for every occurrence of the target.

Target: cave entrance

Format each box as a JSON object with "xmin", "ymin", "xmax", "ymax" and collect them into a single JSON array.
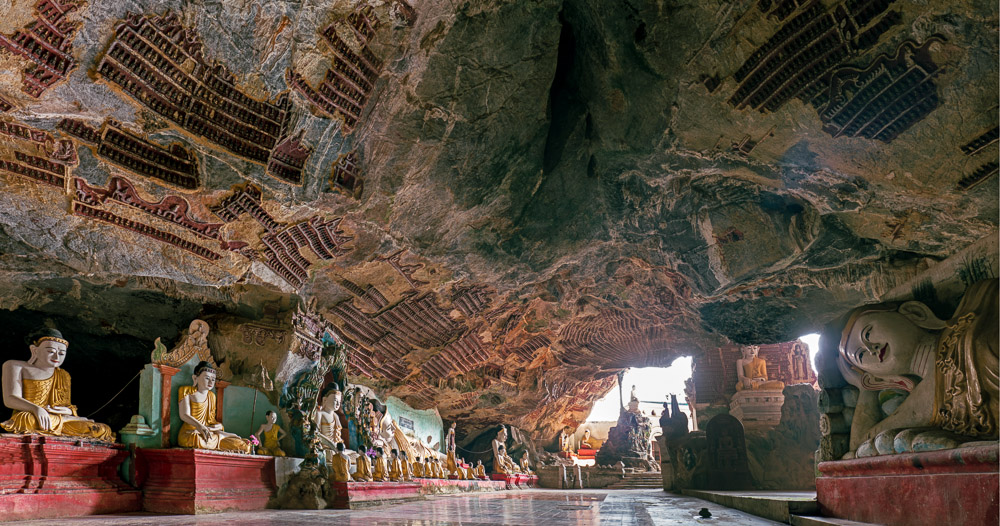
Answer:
[{"xmin": 575, "ymin": 358, "xmax": 694, "ymax": 465}]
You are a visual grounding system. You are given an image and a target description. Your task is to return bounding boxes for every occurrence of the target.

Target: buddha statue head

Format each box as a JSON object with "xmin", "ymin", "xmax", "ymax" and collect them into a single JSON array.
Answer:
[
  {"xmin": 192, "ymin": 361, "xmax": 217, "ymax": 392},
  {"xmin": 838, "ymin": 299, "xmax": 945, "ymax": 392},
  {"xmin": 320, "ymin": 386, "xmax": 342, "ymax": 412},
  {"xmin": 266, "ymin": 410, "xmax": 277, "ymax": 424},
  {"xmin": 583, "ymin": 429, "xmax": 591, "ymax": 441},
  {"xmin": 497, "ymin": 425, "xmax": 507, "ymax": 442},
  {"xmin": 26, "ymin": 328, "xmax": 69, "ymax": 369},
  {"xmin": 741, "ymin": 345, "xmax": 760, "ymax": 360}
]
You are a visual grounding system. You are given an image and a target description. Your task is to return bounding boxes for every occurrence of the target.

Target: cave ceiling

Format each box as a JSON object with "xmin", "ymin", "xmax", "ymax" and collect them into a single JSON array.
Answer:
[{"xmin": 0, "ymin": 0, "xmax": 996, "ymax": 436}]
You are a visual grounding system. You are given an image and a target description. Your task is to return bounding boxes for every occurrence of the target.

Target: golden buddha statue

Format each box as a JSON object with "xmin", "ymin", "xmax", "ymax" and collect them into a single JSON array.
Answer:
[
  {"xmin": 432, "ymin": 458, "xmax": 444, "ymax": 478},
  {"xmin": 520, "ymin": 452, "xmax": 534, "ymax": 474},
  {"xmin": 329, "ymin": 442, "xmax": 353, "ymax": 482},
  {"xmin": 372, "ymin": 448, "xmax": 388, "ymax": 481},
  {"xmin": 355, "ymin": 452, "xmax": 374, "ymax": 481},
  {"xmin": 579, "ymin": 429, "xmax": 599, "ymax": 449},
  {"xmin": 388, "ymin": 449, "xmax": 403, "ymax": 481},
  {"xmin": 1, "ymin": 328, "xmax": 114, "ymax": 442},
  {"xmin": 177, "ymin": 361, "xmax": 251, "ymax": 453},
  {"xmin": 255, "ymin": 410, "xmax": 287, "ymax": 456},
  {"xmin": 445, "ymin": 422, "xmax": 459, "ymax": 477},
  {"xmin": 559, "ymin": 426, "xmax": 572, "ymax": 452},
  {"xmin": 401, "ymin": 450, "xmax": 413, "ymax": 481},
  {"xmin": 473, "ymin": 460, "xmax": 487, "ymax": 479},
  {"xmin": 839, "ymin": 279, "xmax": 998, "ymax": 450},
  {"xmin": 735, "ymin": 345, "xmax": 785, "ymax": 391},
  {"xmin": 412, "ymin": 456, "xmax": 425, "ymax": 477}
]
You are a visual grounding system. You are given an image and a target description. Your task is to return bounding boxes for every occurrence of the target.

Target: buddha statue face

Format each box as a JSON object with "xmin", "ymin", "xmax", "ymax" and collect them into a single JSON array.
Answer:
[
  {"xmin": 841, "ymin": 309, "xmax": 927, "ymax": 377},
  {"xmin": 193, "ymin": 368, "xmax": 217, "ymax": 391},
  {"xmin": 741, "ymin": 345, "xmax": 759, "ymax": 359},
  {"xmin": 583, "ymin": 429, "xmax": 591, "ymax": 439},
  {"xmin": 29, "ymin": 339, "xmax": 67, "ymax": 369},
  {"xmin": 266, "ymin": 411, "xmax": 277, "ymax": 424},
  {"xmin": 323, "ymin": 391, "xmax": 342, "ymax": 412}
]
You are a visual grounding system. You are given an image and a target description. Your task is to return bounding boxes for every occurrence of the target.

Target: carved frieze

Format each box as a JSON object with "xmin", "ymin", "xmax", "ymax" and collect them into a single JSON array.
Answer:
[
  {"xmin": 0, "ymin": 118, "xmax": 76, "ymax": 188},
  {"xmin": 0, "ymin": 0, "xmax": 85, "ymax": 97}
]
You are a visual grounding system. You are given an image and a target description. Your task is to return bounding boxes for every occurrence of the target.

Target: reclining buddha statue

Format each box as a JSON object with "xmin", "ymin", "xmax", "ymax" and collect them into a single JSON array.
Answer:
[{"xmin": 1, "ymin": 328, "xmax": 114, "ymax": 442}]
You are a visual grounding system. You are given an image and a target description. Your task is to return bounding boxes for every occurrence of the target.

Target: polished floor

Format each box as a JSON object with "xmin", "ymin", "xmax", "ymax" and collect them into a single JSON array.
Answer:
[{"xmin": 15, "ymin": 489, "xmax": 784, "ymax": 525}]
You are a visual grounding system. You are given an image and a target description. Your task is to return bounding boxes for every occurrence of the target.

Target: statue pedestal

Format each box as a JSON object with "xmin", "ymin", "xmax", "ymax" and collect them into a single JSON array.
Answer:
[
  {"xmin": 0, "ymin": 434, "xmax": 141, "ymax": 521},
  {"xmin": 136, "ymin": 448, "xmax": 276, "ymax": 514},
  {"xmin": 728, "ymin": 390, "xmax": 784, "ymax": 428},
  {"xmin": 329, "ymin": 481, "xmax": 421, "ymax": 509},
  {"xmin": 489, "ymin": 473, "xmax": 537, "ymax": 489},
  {"xmin": 817, "ymin": 445, "xmax": 998, "ymax": 526},
  {"xmin": 577, "ymin": 447, "xmax": 598, "ymax": 460}
]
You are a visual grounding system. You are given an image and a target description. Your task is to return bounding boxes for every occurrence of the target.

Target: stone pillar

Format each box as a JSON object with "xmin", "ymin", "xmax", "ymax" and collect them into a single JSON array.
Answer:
[
  {"xmin": 153, "ymin": 364, "xmax": 180, "ymax": 448},
  {"xmin": 575, "ymin": 465, "xmax": 583, "ymax": 489},
  {"xmin": 560, "ymin": 465, "xmax": 567, "ymax": 489},
  {"xmin": 215, "ymin": 380, "xmax": 230, "ymax": 423}
]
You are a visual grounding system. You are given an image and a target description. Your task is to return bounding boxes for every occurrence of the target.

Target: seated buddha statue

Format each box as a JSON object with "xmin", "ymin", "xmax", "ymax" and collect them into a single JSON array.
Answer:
[
  {"xmin": 579, "ymin": 429, "xmax": 599, "ymax": 449},
  {"xmin": 401, "ymin": 450, "xmax": 413, "ymax": 481},
  {"xmin": 388, "ymin": 448, "xmax": 403, "ymax": 481},
  {"xmin": 372, "ymin": 447, "xmax": 388, "ymax": 481},
  {"xmin": 354, "ymin": 451, "xmax": 374, "ymax": 481},
  {"xmin": 559, "ymin": 426, "xmax": 572, "ymax": 452},
  {"xmin": 735, "ymin": 345, "xmax": 785, "ymax": 391},
  {"xmin": 329, "ymin": 442, "xmax": 353, "ymax": 482},
  {"xmin": 315, "ymin": 387, "xmax": 345, "ymax": 450},
  {"xmin": 839, "ymin": 279, "xmax": 998, "ymax": 451},
  {"xmin": 254, "ymin": 410, "xmax": 287, "ymax": 456},
  {"xmin": 412, "ymin": 455, "xmax": 425, "ymax": 477},
  {"xmin": 178, "ymin": 361, "xmax": 251, "ymax": 453},
  {"xmin": 519, "ymin": 451, "xmax": 534, "ymax": 474},
  {"xmin": 491, "ymin": 425, "xmax": 509, "ymax": 473},
  {"xmin": 473, "ymin": 460, "xmax": 487, "ymax": 479},
  {"xmin": 1, "ymin": 328, "xmax": 114, "ymax": 441}
]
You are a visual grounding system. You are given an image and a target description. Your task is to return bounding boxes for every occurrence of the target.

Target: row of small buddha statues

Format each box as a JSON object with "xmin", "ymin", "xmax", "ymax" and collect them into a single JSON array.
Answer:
[{"xmin": 327, "ymin": 442, "xmax": 492, "ymax": 482}]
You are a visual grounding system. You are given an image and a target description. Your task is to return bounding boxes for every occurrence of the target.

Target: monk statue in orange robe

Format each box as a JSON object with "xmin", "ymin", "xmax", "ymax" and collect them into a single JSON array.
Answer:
[
  {"xmin": 735, "ymin": 345, "xmax": 785, "ymax": 391},
  {"xmin": 2, "ymin": 328, "xmax": 114, "ymax": 441},
  {"xmin": 177, "ymin": 361, "xmax": 251, "ymax": 453}
]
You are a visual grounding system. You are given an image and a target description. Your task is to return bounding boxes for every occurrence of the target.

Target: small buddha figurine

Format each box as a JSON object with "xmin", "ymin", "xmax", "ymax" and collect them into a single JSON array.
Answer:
[
  {"xmin": 412, "ymin": 455, "xmax": 425, "ymax": 478},
  {"xmin": 178, "ymin": 361, "xmax": 251, "ymax": 453},
  {"xmin": 455, "ymin": 457, "xmax": 467, "ymax": 479},
  {"xmin": 329, "ymin": 442, "xmax": 353, "ymax": 482},
  {"xmin": 520, "ymin": 451, "xmax": 534, "ymax": 474},
  {"xmin": 433, "ymin": 458, "xmax": 444, "ymax": 478},
  {"xmin": 473, "ymin": 460, "xmax": 487, "ymax": 479},
  {"xmin": 255, "ymin": 410, "xmax": 287, "ymax": 456},
  {"xmin": 445, "ymin": 421, "xmax": 459, "ymax": 477},
  {"xmin": 494, "ymin": 445, "xmax": 512, "ymax": 474},
  {"xmin": 401, "ymin": 450, "xmax": 413, "ymax": 481},
  {"xmin": 1, "ymin": 328, "xmax": 114, "ymax": 441},
  {"xmin": 372, "ymin": 447, "xmax": 388, "ymax": 481},
  {"xmin": 388, "ymin": 448, "xmax": 403, "ymax": 481},
  {"xmin": 735, "ymin": 345, "xmax": 785, "ymax": 391},
  {"xmin": 354, "ymin": 451, "xmax": 374, "ymax": 482}
]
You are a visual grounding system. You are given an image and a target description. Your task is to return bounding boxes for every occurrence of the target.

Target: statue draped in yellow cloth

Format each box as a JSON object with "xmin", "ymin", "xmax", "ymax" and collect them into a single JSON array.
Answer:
[
  {"xmin": 329, "ymin": 443, "xmax": 353, "ymax": 483},
  {"xmin": 735, "ymin": 345, "xmax": 785, "ymax": 391},
  {"xmin": 255, "ymin": 410, "xmax": 287, "ymax": 456},
  {"xmin": 412, "ymin": 456, "xmax": 425, "ymax": 477},
  {"xmin": 177, "ymin": 361, "xmax": 251, "ymax": 453},
  {"xmin": 372, "ymin": 447, "xmax": 389, "ymax": 481},
  {"xmin": 1, "ymin": 329, "xmax": 114, "ymax": 442},
  {"xmin": 355, "ymin": 452, "xmax": 374, "ymax": 481}
]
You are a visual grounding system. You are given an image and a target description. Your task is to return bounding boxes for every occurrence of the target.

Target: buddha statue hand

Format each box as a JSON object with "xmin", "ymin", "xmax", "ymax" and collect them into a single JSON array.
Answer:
[
  {"xmin": 45, "ymin": 405, "xmax": 74, "ymax": 416},
  {"xmin": 31, "ymin": 405, "xmax": 51, "ymax": 431}
]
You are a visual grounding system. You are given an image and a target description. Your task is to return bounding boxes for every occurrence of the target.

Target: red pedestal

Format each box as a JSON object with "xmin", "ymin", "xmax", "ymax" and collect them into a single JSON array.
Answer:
[
  {"xmin": 817, "ymin": 445, "xmax": 999, "ymax": 526},
  {"xmin": 557, "ymin": 451, "xmax": 577, "ymax": 459},
  {"xmin": 577, "ymin": 447, "xmax": 598, "ymax": 460},
  {"xmin": 0, "ymin": 434, "xmax": 141, "ymax": 521},
  {"xmin": 136, "ymin": 448, "xmax": 276, "ymax": 514},
  {"xmin": 330, "ymin": 481, "xmax": 421, "ymax": 509}
]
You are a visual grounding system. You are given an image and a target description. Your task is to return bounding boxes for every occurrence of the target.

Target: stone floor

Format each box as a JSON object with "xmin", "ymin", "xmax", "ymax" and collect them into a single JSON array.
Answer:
[{"xmin": 14, "ymin": 489, "xmax": 786, "ymax": 525}]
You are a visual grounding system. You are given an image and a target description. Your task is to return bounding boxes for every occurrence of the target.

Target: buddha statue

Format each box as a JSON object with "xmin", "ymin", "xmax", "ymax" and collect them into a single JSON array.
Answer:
[
  {"xmin": 628, "ymin": 385, "xmax": 640, "ymax": 412},
  {"xmin": 401, "ymin": 450, "xmax": 413, "ymax": 481},
  {"xmin": 433, "ymin": 458, "xmax": 444, "ymax": 478},
  {"xmin": 445, "ymin": 421, "xmax": 458, "ymax": 476},
  {"xmin": 329, "ymin": 442, "xmax": 353, "ymax": 482},
  {"xmin": 315, "ymin": 387, "xmax": 344, "ymax": 450},
  {"xmin": 520, "ymin": 452, "xmax": 534, "ymax": 474},
  {"xmin": 580, "ymin": 429, "xmax": 599, "ymax": 449},
  {"xmin": 372, "ymin": 447, "xmax": 388, "ymax": 481},
  {"xmin": 494, "ymin": 444, "xmax": 516, "ymax": 474},
  {"xmin": 388, "ymin": 448, "xmax": 403, "ymax": 481},
  {"xmin": 491, "ymin": 425, "xmax": 509, "ymax": 472},
  {"xmin": 559, "ymin": 426, "xmax": 572, "ymax": 452},
  {"xmin": 355, "ymin": 451, "xmax": 374, "ymax": 482},
  {"xmin": 412, "ymin": 455, "xmax": 425, "ymax": 477},
  {"xmin": 178, "ymin": 361, "xmax": 251, "ymax": 453},
  {"xmin": 735, "ymin": 345, "xmax": 785, "ymax": 391},
  {"xmin": 255, "ymin": 410, "xmax": 287, "ymax": 456},
  {"xmin": 838, "ymin": 279, "xmax": 998, "ymax": 451},
  {"xmin": 473, "ymin": 460, "xmax": 486, "ymax": 479},
  {"xmin": 1, "ymin": 328, "xmax": 114, "ymax": 442}
]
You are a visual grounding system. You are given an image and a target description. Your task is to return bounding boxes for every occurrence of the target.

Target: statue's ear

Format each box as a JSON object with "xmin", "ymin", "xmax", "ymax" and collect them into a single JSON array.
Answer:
[{"xmin": 898, "ymin": 301, "xmax": 947, "ymax": 330}]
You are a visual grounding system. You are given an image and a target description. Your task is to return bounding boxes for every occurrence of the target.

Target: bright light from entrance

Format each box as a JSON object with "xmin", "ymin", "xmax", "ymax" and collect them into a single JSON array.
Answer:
[
  {"xmin": 799, "ymin": 333, "xmax": 822, "ymax": 371},
  {"xmin": 585, "ymin": 358, "xmax": 693, "ymax": 423}
]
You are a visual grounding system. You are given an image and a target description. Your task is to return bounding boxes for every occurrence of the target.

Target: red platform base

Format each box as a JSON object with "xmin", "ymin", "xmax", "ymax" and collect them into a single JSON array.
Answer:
[
  {"xmin": 330, "ymin": 481, "xmax": 421, "ymax": 509},
  {"xmin": 489, "ymin": 473, "xmax": 538, "ymax": 489},
  {"xmin": 817, "ymin": 445, "xmax": 999, "ymax": 526},
  {"xmin": 557, "ymin": 451, "xmax": 577, "ymax": 459},
  {"xmin": 0, "ymin": 434, "xmax": 141, "ymax": 521},
  {"xmin": 136, "ymin": 448, "xmax": 276, "ymax": 514}
]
